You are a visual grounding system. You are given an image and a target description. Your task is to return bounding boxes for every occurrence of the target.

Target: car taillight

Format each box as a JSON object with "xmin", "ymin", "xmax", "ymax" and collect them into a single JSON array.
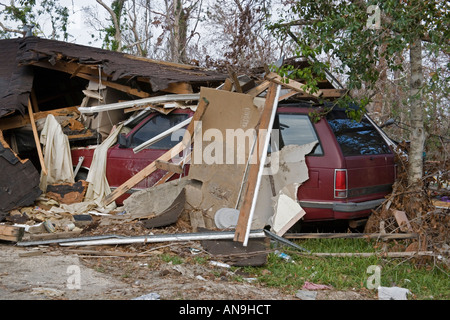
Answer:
[{"xmin": 334, "ymin": 169, "xmax": 347, "ymax": 198}]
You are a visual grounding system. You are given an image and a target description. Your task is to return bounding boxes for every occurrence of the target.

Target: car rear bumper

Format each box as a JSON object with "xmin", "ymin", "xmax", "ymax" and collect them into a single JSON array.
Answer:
[
  {"xmin": 299, "ymin": 198, "xmax": 385, "ymax": 212},
  {"xmin": 299, "ymin": 198, "xmax": 386, "ymax": 220}
]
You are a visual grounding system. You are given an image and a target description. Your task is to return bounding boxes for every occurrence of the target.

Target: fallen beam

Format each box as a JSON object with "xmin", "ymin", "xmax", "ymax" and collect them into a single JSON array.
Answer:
[
  {"xmin": 27, "ymin": 98, "xmax": 47, "ymax": 175},
  {"xmin": 59, "ymin": 230, "xmax": 266, "ymax": 247}
]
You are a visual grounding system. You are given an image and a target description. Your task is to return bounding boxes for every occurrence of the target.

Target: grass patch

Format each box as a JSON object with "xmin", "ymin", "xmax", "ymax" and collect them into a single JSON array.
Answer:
[
  {"xmin": 241, "ymin": 239, "xmax": 449, "ymax": 300},
  {"xmin": 160, "ymin": 253, "xmax": 184, "ymax": 265}
]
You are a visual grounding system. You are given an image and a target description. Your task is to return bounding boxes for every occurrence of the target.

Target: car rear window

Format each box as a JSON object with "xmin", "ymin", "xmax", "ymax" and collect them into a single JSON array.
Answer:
[
  {"xmin": 272, "ymin": 113, "xmax": 323, "ymax": 155},
  {"xmin": 130, "ymin": 113, "xmax": 189, "ymax": 149},
  {"xmin": 326, "ymin": 111, "xmax": 391, "ymax": 156}
]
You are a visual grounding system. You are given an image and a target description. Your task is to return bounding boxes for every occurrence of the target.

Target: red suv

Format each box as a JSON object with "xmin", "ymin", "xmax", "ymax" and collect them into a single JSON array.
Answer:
[{"xmin": 71, "ymin": 102, "xmax": 395, "ymax": 224}]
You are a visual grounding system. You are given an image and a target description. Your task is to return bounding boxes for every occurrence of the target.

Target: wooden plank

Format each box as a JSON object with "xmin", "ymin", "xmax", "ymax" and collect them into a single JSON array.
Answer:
[
  {"xmin": 265, "ymin": 72, "xmax": 323, "ymax": 98},
  {"xmin": 162, "ymin": 82, "xmax": 194, "ymax": 94},
  {"xmin": 154, "ymin": 171, "xmax": 176, "ymax": 186},
  {"xmin": 0, "ymin": 106, "xmax": 79, "ymax": 131},
  {"xmin": 240, "ymin": 79, "xmax": 256, "ymax": 93},
  {"xmin": 30, "ymin": 89, "xmax": 39, "ymax": 113},
  {"xmin": 27, "ymin": 98, "xmax": 47, "ymax": 176},
  {"xmin": 102, "ymin": 97, "xmax": 209, "ymax": 206},
  {"xmin": 222, "ymin": 78, "xmax": 233, "ymax": 91},
  {"xmin": 393, "ymin": 210, "xmax": 413, "ymax": 232},
  {"xmin": 227, "ymin": 66, "xmax": 243, "ymax": 93},
  {"xmin": 234, "ymin": 82, "xmax": 279, "ymax": 243},
  {"xmin": 278, "ymin": 90, "xmax": 299, "ymax": 102},
  {"xmin": 320, "ymin": 88, "xmax": 347, "ymax": 98},
  {"xmin": 155, "ymin": 160, "xmax": 184, "ymax": 174},
  {"xmin": 0, "ymin": 225, "xmax": 25, "ymax": 242},
  {"xmin": 246, "ymin": 80, "xmax": 270, "ymax": 97}
]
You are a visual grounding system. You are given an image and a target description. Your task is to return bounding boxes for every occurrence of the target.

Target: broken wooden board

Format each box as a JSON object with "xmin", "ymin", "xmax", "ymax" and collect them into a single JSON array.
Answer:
[
  {"xmin": 265, "ymin": 72, "xmax": 323, "ymax": 98},
  {"xmin": 0, "ymin": 225, "xmax": 25, "ymax": 242},
  {"xmin": 155, "ymin": 160, "xmax": 184, "ymax": 174},
  {"xmin": 27, "ymin": 98, "xmax": 47, "ymax": 175},
  {"xmin": 0, "ymin": 130, "xmax": 42, "ymax": 212},
  {"xmin": 0, "ymin": 106, "xmax": 79, "ymax": 131},
  {"xmin": 45, "ymin": 180, "xmax": 88, "ymax": 204},
  {"xmin": 392, "ymin": 210, "xmax": 413, "ymax": 232}
]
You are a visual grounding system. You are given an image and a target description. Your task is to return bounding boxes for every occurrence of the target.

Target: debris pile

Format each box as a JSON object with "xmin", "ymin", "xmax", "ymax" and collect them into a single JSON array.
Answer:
[
  {"xmin": 1, "ymin": 36, "xmax": 447, "ymax": 274},
  {"xmin": 365, "ymin": 145, "xmax": 450, "ymax": 266},
  {"xmin": 1, "ymin": 37, "xmax": 348, "ymax": 265}
]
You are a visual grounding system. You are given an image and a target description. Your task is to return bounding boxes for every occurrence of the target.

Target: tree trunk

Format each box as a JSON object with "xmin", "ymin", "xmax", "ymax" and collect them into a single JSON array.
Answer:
[
  {"xmin": 408, "ymin": 39, "xmax": 425, "ymax": 187},
  {"xmin": 97, "ymin": 0, "xmax": 124, "ymax": 52},
  {"xmin": 408, "ymin": 38, "xmax": 425, "ymax": 222}
]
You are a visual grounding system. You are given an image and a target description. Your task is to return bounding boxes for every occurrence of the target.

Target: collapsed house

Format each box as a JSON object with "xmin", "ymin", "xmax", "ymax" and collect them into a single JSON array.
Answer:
[{"xmin": 0, "ymin": 36, "xmax": 347, "ymax": 263}]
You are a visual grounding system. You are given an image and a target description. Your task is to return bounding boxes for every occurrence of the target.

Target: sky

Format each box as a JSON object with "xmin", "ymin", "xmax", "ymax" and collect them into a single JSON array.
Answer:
[{"xmin": 58, "ymin": 0, "xmax": 104, "ymax": 47}]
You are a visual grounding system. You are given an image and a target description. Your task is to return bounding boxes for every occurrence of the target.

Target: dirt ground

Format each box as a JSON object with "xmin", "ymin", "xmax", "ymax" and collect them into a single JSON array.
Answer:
[{"xmin": 0, "ymin": 238, "xmax": 373, "ymax": 301}]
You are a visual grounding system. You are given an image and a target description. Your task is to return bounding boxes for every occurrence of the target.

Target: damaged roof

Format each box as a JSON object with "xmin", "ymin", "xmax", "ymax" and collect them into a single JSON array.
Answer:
[{"xmin": 0, "ymin": 36, "xmax": 227, "ymax": 118}]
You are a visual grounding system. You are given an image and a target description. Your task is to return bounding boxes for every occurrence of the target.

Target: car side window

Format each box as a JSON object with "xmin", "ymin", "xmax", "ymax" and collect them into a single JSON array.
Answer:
[
  {"xmin": 272, "ymin": 114, "xmax": 323, "ymax": 156},
  {"xmin": 327, "ymin": 111, "xmax": 391, "ymax": 156},
  {"xmin": 129, "ymin": 113, "xmax": 189, "ymax": 150}
]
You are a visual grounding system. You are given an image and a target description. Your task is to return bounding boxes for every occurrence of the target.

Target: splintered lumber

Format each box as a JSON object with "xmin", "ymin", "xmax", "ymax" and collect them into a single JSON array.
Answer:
[
  {"xmin": 227, "ymin": 66, "xmax": 243, "ymax": 93},
  {"xmin": 155, "ymin": 160, "xmax": 184, "ymax": 174},
  {"xmin": 27, "ymin": 98, "xmax": 47, "ymax": 175},
  {"xmin": 102, "ymin": 97, "xmax": 209, "ymax": 206},
  {"xmin": 222, "ymin": 78, "xmax": 234, "ymax": 91},
  {"xmin": 234, "ymin": 82, "xmax": 281, "ymax": 245},
  {"xmin": 246, "ymin": 81, "xmax": 270, "ymax": 97},
  {"xmin": 0, "ymin": 225, "xmax": 25, "ymax": 242},
  {"xmin": 0, "ymin": 106, "xmax": 79, "ymax": 131},
  {"xmin": 265, "ymin": 72, "xmax": 323, "ymax": 98}
]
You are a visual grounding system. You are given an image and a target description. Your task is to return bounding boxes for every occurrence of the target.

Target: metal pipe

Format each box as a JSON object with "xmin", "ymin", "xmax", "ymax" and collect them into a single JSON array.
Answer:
[
  {"xmin": 60, "ymin": 229, "xmax": 266, "ymax": 247},
  {"xmin": 78, "ymin": 94, "xmax": 200, "ymax": 114},
  {"xmin": 243, "ymin": 84, "xmax": 281, "ymax": 246}
]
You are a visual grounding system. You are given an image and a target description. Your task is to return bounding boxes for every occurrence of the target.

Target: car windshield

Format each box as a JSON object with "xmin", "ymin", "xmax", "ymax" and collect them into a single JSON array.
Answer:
[{"xmin": 327, "ymin": 111, "xmax": 391, "ymax": 156}]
